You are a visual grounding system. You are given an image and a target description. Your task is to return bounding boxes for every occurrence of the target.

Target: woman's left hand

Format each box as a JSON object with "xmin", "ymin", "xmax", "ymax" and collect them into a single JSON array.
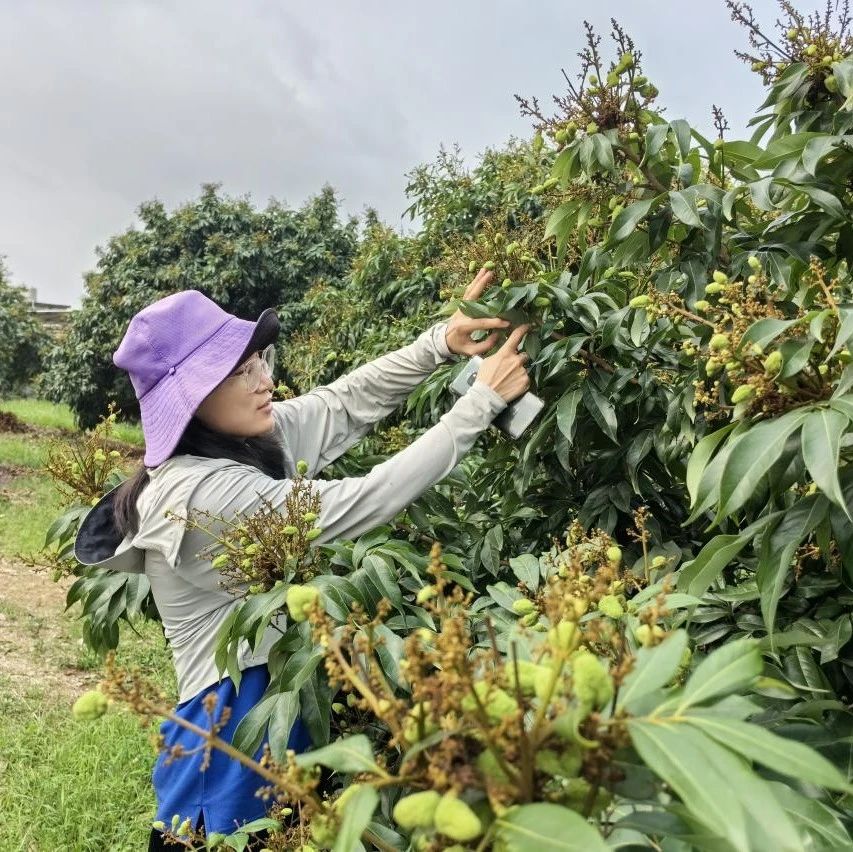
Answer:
[{"xmin": 445, "ymin": 268, "xmax": 511, "ymax": 356}]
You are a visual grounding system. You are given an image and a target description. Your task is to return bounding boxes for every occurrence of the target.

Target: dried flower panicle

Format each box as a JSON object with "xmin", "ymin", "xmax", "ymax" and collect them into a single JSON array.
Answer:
[{"xmin": 43, "ymin": 403, "xmax": 130, "ymax": 507}]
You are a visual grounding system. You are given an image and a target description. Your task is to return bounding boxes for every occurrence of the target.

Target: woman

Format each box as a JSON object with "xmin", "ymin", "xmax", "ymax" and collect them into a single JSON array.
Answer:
[{"xmin": 74, "ymin": 269, "xmax": 530, "ymax": 848}]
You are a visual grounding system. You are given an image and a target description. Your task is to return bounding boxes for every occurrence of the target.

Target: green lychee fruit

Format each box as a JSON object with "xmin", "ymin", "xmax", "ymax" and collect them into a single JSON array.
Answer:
[
  {"xmin": 72, "ymin": 690, "xmax": 108, "ymax": 721},
  {"xmin": 628, "ymin": 294, "xmax": 650, "ymax": 309},
  {"xmin": 416, "ymin": 584, "xmax": 436, "ymax": 604},
  {"xmin": 571, "ymin": 650, "xmax": 614, "ymax": 710},
  {"xmin": 586, "ymin": 121, "xmax": 599, "ymax": 134},
  {"xmin": 505, "ymin": 660, "xmax": 545, "ymax": 696},
  {"xmin": 598, "ymin": 594, "xmax": 624, "ymax": 618},
  {"xmin": 462, "ymin": 682, "xmax": 518, "ymax": 722},
  {"xmin": 434, "ymin": 793, "xmax": 483, "ymax": 842},
  {"xmin": 694, "ymin": 300, "xmax": 710, "ymax": 312},
  {"xmin": 393, "ymin": 790, "xmax": 441, "ymax": 829},
  {"xmin": 825, "ymin": 74, "xmax": 838, "ymax": 93},
  {"xmin": 709, "ymin": 333, "xmax": 729, "ymax": 351},
  {"xmin": 712, "ymin": 270, "xmax": 728, "ymax": 284},
  {"xmin": 305, "ymin": 527, "xmax": 323, "ymax": 541},
  {"xmin": 548, "ymin": 621, "xmax": 579, "ymax": 653},
  {"xmin": 286, "ymin": 585, "xmax": 320, "ymax": 622},
  {"xmin": 705, "ymin": 282, "xmax": 725, "ymax": 295},
  {"xmin": 512, "ymin": 598, "xmax": 536, "ymax": 615},
  {"xmin": 296, "ymin": 459, "xmax": 309, "ymax": 475},
  {"xmin": 731, "ymin": 384, "xmax": 755, "ymax": 404},
  {"xmin": 763, "ymin": 351, "xmax": 783, "ymax": 374},
  {"xmin": 606, "ymin": 544, "xmax": 622, "ymax": 564},
  {"xmin": 747, "ymin": 255, "xmax": 761, "ymax": 270}
]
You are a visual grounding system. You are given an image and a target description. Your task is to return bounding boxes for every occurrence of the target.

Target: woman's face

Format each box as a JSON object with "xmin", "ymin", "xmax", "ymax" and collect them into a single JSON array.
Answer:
[{"xmin": 195, "ymin": 349, "xmax": 276, "ymax": 437}]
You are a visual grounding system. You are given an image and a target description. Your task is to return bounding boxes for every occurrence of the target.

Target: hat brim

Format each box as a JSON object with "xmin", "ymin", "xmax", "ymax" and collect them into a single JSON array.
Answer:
[
  {"xmin": 235, "ymin": 307, "xmax": 280, "ymax": 365},
  {"xmin": 74, "ymin": 484, "xmax": 146, "ymax": 573},
  {"xmin": 139, "ymin": 308, "xmax": 280, "ymax": 468}
]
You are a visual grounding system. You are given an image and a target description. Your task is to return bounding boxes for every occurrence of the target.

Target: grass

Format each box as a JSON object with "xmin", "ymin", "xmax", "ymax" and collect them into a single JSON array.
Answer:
[
  {"xmin": 0, "ymin": 473, "xmax": 64, "ymax": 556},
  {"xmin": 0, "ymin": 398, "xmax": 182, "ymax": 850},
  {"xmin": 0, "ymin": 398, "xmax": 145, "ymax": 447},
  {"xmin": 0, "ymin": 602, "xmax": 176, "ymax": 851},
  {"xmin": 0, "ymin": 676, "xmax": 160, "ymax": 851}
]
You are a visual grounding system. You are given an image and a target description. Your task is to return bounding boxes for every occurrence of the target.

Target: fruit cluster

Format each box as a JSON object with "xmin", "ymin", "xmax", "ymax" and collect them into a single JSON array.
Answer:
[
  {"xmin": 176, "ymin": 459, "xmax": 324, "ymax": 595},
  {"xmin": 628, "ymin": 258, "xmax": 848, "ymax": 422}
]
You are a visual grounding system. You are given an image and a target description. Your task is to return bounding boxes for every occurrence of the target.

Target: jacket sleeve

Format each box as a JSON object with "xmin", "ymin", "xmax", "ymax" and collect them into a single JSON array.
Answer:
[
  {"xmin": 188, "ymin": 381, "xmax": 506, "ymax": 545},
  {"xmin": 271, "ymin": 322, "xmax": 453, "ymax": 475}
]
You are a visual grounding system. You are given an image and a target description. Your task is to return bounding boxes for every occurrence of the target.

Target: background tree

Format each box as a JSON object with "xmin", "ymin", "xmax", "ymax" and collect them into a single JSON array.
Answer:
[
  {"xmin": 43, "ymin": 183, "xmax": 358, "ymax": 428},
  {"xmin": 0, "ymin": 259, "xmax": 49, "ymax": 397}
]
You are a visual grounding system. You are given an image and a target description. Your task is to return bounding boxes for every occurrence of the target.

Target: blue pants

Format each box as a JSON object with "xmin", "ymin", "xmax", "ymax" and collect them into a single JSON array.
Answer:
[{"xmin": 150, "ymin": 664, "xmax": 312, "ymax": 841}]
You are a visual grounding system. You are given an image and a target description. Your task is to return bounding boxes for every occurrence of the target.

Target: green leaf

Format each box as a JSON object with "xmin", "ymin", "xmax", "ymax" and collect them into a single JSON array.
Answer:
[
  {"xmin": 351, "ymin": 525, "xmax": 392, "ymax": 569},
  {"xmin": 718, "ymin": 409, "xmax": 809, "ymax": 517},
  {"xmin": 607, "ymin": 197, "xmax": 658, "ymax": 242},
  {"xmin": 295, "ymin": 734, "xmax": 381, "ymax": 774},
  {"xmin": 801, "ymin": 408, "xmax": 851, "ymax": 519},
  {"xmin": 751, "ymin": 132, "xmax": 823, "ymax": 170},
  {"xmin": 299, "ymin": 672, "xmax": 332, "ymax": 747},
  {"xmin": 801, "ymin": 135, "xmax": 840, "ymax": 175},
  {"xmin": 495, "ymin": 803, "xmax": 609, "ymax": 851},
  {"xmin": 677, "ymin": 512, "xmax": 778, "ymax": 598},
  {"xmin": 757, "ymin": 496, "xmax": 827, "ymax": 636},
  {"xmin": 583, "ymin": 383, "xmax": 618, "ymax": 443},
  {"xmin": 545, "ymin": 201, "xmax": 581, "ymax": 257},
  {"xmin": 627, "ymin": 721, "xmax": 750, "ymax": 850},
  {"xmin": 231, "ymin": 688, "xmax": 298, "ymax": 759},
  {"xmin": 777, "ymin": 338, "xmax": 814, "ymax": 379},
  {"xmin": 669, "ymin": 190, "xmax": 702, "ymax": 228},
  {"xmin": 555, "ymin": 389, "xmax": 582, "ymax": 443},
  {"xmin": 827, "ymin": 307, "xmax": 853, "ymax": 361},
  {"xmin": 737, "ymin": 317, "xmax": 800, "ymax": 353},
  {"xmin": 677, "ymin": 638, "xmax": 762, "ymax": 711},
  {"xmin": 332, "ymin": 785, "xmax": 379, "ymax": 852},
  {"xmin": 685, "ymin": 422, "xmax": 739, "ymax": 507},
  {"xmin": 684, "ymin": 715, "xmax": 853, "ymax": 793},
  {"xmin": 617, "ymin": 630, "xmax": 688, "ymax": 713},
  {"xmin": 769, "ymin": 782, "xmax": 853, "ymax": 848},
  {"xmin": 785, "ymin": 181, "xmax": 846, "ymax": 220},
  {"xmin": 509, "ymin": 553, "xmax": 540, "ymax": 592}
]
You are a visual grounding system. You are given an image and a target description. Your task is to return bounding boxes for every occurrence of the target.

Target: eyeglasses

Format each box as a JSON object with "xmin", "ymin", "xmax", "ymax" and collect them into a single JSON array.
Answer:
[{"xmin": 231, "ymin": 344, "xmax": 276, "ymax": 393}]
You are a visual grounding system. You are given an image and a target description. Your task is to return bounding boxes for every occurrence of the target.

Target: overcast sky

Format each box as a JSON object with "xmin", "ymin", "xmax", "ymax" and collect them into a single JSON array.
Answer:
[{"xmin": 2, "ymin": 0, "xmax": 782, "ymax": 306}]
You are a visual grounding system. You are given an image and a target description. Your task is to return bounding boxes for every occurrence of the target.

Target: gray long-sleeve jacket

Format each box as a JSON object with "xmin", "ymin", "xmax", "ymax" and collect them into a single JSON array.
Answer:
[{"xmin": 75, "ymin": 322, "xmax": 507, "ymax": 702}]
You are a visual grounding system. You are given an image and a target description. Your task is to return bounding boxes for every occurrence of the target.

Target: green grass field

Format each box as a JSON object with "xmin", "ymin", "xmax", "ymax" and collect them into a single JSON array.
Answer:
[
  {"xmin": 0, "ymin": 400, "xmax": 175, "ymax": 850},
  {"xmin": 0, "ymin": 398, "xmax": 145, "ymax": 446}
]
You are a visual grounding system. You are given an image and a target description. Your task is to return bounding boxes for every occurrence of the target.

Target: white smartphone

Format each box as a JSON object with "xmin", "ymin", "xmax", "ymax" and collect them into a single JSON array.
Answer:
[{"xmin": 449, "ymin": 355, "xmax": 545, "ymax": 439}]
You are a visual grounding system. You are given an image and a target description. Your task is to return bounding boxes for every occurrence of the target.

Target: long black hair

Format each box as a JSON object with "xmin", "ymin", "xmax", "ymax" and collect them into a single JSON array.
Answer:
[{"xmin": 113, "ymin": 418, "xmax": 287, "ymax": 537}]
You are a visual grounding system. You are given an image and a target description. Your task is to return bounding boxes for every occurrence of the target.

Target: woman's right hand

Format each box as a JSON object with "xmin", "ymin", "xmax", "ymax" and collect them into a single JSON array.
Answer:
[{"xmin": 475, "ymin": 324, "xmax": 532, "ymax": 403}]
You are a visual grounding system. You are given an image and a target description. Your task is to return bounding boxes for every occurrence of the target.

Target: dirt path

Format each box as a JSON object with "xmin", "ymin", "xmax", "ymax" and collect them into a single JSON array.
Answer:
[{"xmin": 0, "ymin": 555, "xmax": 100, "ymax": 700}]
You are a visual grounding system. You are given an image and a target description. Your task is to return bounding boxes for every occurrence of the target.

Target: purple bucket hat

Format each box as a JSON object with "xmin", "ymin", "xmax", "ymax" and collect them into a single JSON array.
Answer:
[{"xmin": 113, "ymin": 290, "xmax": 279, "ymax": 468}]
